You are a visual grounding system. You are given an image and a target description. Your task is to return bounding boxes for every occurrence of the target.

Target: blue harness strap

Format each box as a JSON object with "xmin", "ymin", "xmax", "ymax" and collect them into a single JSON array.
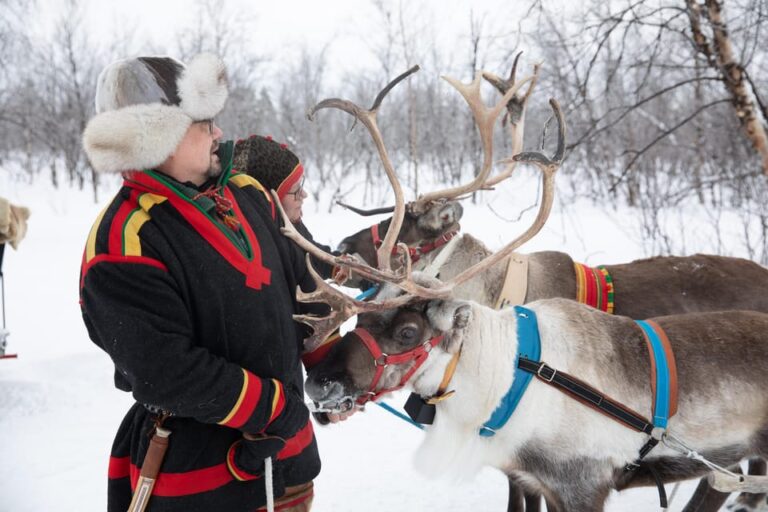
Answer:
[
  {"xmin": 635, "ymin": 320, "xmax": 678, "ymax": 429},
  {"xmin": 479, "ymin": 306, "xmax": 541, "ymax": 437}
]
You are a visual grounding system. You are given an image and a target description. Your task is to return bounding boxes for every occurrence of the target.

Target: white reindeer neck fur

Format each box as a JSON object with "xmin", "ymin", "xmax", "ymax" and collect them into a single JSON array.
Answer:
[
  {"xmin": 412, "ymin": 302, "xmax": 521, "ymax": 477},
  {"xmin": 411, "ymin": 299, "xmax": 649, "ymax": 480}
]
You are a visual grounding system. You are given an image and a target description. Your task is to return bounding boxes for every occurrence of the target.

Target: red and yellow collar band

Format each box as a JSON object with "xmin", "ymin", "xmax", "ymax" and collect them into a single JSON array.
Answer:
[
  {"xmin": 276, "ymin": 163, "xmax": 304, "ymax": 200},
  {"xmin": 574, "ymin": 262, "xmax": 615, "ymax": 314}
]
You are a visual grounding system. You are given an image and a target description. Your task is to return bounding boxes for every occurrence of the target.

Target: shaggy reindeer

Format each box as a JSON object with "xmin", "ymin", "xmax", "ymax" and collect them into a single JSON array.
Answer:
[
  {"xmin": 301, "ymin": 64, "xmax": 768, "ymax": 510},
  {"xmin": 282, "ymin": 131, "xmax": 768, "ymax": 511}
]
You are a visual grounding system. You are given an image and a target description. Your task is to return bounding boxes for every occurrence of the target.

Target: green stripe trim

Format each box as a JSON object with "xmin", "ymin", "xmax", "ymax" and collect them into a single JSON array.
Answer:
[{"xmin": 144, "ymin": 170, "xmax": 253, "ymax": 260}]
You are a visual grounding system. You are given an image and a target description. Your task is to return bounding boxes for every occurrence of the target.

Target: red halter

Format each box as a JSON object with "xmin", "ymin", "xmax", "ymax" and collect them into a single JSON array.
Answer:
[
  {"xmin": 349, "ymin": 327, "xmax": 444, "ymax": 405},
  {"xmin": 370, "ymin": 223, "xmax": 458, "ymax": 265}
]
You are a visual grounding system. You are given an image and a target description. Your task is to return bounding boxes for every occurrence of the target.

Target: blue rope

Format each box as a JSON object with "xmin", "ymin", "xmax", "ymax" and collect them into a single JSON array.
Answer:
[
  {"xmin": 355, "ymin": 286, "xmax": 379, "ymax": 301},
  {"xmin": 375, "ymin": 401, "xmax": 424, "ymax": 430}
]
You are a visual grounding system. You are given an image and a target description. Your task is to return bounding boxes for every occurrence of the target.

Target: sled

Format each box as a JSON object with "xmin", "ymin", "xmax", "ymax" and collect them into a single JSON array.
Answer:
[{"xmin": 708, "ymin": 471, "xmax": 768, "ymax": 493}]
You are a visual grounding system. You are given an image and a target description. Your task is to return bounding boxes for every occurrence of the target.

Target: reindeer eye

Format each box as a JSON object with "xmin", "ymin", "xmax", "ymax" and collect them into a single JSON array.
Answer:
[{"xmin": 398, "ymin": 326, "xmax": 418, "ymax": 343}]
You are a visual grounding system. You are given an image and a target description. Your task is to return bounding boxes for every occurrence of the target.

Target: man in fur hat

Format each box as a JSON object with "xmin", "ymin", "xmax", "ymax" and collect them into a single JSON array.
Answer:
[{"xmin": 80, "ymin": 55, "xmax": 319, "ymax": 512}]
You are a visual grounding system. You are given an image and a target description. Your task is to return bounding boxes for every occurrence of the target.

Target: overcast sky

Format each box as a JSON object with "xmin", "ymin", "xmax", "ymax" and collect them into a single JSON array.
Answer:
[{"xmin": 30, "ymin": 0, "xmax": 536, "ymax": 84}]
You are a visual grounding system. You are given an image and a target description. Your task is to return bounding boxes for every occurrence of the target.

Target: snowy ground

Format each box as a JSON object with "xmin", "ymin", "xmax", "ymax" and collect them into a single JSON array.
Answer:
[{"xmin": 0, "ymin": 167, "xmax": 754, "ymax": 511}]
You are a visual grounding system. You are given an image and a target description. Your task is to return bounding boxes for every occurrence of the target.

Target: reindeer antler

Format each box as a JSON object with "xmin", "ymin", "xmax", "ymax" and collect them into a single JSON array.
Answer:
[
  {"xmin": 408, "ymin": 71, "xmax": 535, "ymax": 213},
  {"xmin": 336, "ymin": 201, "xmax": 396, "ymax": 216},
  {"xmin": 308, "ymin": 65, "xmax": 420, "ymax": 272},
  {"xmin": 480, "ymin": 58, "xmax": 542, "ymax": 189},
  {"xmin": 443, "ymin": 98, "xmax": 565, "ymax": 288},
  {"xmin": 292, "ymin": 68, "xmax": 565, "ymax": 351}
]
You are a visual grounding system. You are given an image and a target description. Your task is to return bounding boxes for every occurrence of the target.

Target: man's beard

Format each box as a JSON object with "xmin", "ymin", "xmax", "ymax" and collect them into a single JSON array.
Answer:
[{"xmin": 204, "ymin": 154, "xmax": 222, "ymax": 180}]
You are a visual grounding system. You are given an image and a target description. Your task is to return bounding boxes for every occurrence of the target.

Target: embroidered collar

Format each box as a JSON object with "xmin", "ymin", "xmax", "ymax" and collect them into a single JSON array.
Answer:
[
  {"xmin": 479, "ymin": 305, "xmax": 541, "ymax": 437},
  {"xmin": 122, "ymin": 161, "xmax": 272, "ymax": 290},
  {"xmin": 574, "ymin": 262, "xmax": 615, "ymax": 314}
]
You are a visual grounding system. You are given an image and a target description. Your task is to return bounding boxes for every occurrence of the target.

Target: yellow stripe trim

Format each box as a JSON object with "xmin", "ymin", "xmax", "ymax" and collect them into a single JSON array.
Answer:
[
  {"xmin": 270, "ymin": 378, "xmax": 282, "ymax": 419},
  {"xmin": 574, "ymin": 263, "xmax": 586, "ymax": 303},
  {"xmin": 226, "ymin": 443, "xmax": 249, "ymax": 481},
  {"xmin": 123, "ymin": 194, "xmax": 166, "ymax": 257},
  {"xmin": 230, "ymin": 174, "xmax": 273, "ymax": 204},
  {"xmin": 85, "ymin": 205, "xmax": 110, "ymax": 263},
  {"xmin": 219, "ymin": 369, "xmax": 249, "ymax": 425}
]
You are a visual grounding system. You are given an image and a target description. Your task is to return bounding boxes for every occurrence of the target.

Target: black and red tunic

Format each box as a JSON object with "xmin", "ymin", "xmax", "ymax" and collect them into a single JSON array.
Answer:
[{"xmin": 80, "ymin": 169, "xmax": 320, "ymax": 511}]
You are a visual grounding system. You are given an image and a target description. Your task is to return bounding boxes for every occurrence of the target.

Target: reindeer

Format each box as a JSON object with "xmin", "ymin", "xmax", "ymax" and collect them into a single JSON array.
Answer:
[
  {"xmin": 278, "ymin": 120, "xmax": 768, "ymax": 511},
  {"xmin": 298, "ymin": 65, "xmax": 766, "ymax": 510}
]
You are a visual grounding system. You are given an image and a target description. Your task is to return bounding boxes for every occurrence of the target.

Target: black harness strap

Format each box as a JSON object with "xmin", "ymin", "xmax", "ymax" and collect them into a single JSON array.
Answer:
[
  {"xmin": 518, "ymin": 358, "xmax": 654, "ymax": 435},
  {"xmin": 518, "ymin": 357, "xmax": 668, "ymax": 507}
]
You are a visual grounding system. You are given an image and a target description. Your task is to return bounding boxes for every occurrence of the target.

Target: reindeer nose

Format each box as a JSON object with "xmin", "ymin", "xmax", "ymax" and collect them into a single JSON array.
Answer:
[{"xmin": 306, "ymin": 374, "xmax": 347, "ymax": 402}]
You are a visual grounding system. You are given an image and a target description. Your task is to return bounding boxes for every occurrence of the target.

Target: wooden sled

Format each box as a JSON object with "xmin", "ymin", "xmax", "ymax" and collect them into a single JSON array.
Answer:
[{"xmin": 708, "ymin": 471, "xmax": 768, "ymax": 493}]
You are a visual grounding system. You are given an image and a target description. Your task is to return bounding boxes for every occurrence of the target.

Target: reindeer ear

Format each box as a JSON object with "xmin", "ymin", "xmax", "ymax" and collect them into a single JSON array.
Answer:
[
  {"xmin": 426, "ymin": 299, "xmax": 472, "ymax": 353},
  {"xmin": 452, "ymin": 304, "xmax": 472, "ymax": 329}
]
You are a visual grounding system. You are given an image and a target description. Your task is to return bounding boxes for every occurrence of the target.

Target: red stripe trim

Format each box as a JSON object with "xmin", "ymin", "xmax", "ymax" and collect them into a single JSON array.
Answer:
[
  {"xmin": 124, "ymin": 172, "xmax": 272, "ymax": 290},
  {"xmin": 226, "ymin": 187, "xmax": 271, "ymax": 290},
  {"xmin": 80, "ymin": 254, "xmax": 168, "ymax": 289},
  {"xmin": 222, "ymin": 370, "xmax": 263, "ymax": 429},
  {"xmin": 108, "ymin": 189, "xmax": 141, "ymax": 255},
  {"xmin": 132, "ymin": 462, "xmax": 235, "ymax": 496},
  {"xmin": 277, "ymin": 420, "xmax": 314, "ymax": 460},
  {"xmin": 108, "ymin": 456, "xmax": 130, "ymax": 479},
  {"xmin": 593, "ymin": 266, "xmax": 606, "ymax": 311},
  {"xmin": 226, "ymin": 441, "xmax": 261, "ymax": 481},
  {"xmin": 108, "ymin": 424, "xmax": 315, "ymax": 497},
  {"xmin": 584, "ymin": 266, "xmax": 598, "ymax": 308},
  {"xmin": 276, "ymin": 164, "xmax": 304, "ymax": 200},
  {"xmin": 266, "ymin": 380, "xmax": 286, "ymax": 428}
]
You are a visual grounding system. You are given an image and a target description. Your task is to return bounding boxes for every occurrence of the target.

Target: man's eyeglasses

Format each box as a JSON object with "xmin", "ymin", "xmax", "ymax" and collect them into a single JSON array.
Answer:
[
  {"xmin": 286, "ymin": 177, "xmax": 305, "ymax": 199},
  {"xmin": 196, "ymin": 118, "xmax": 215, "ymax": 134}
]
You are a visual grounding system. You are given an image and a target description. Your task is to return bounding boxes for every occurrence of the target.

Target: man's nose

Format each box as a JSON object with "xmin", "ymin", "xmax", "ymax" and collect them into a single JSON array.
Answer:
[
  {"xmin": 300, "ymin": 189, "xmax": 308, "ymax": 199},
  {"xmin": 212, "ymin": 123, "xmax": 224, "ymax": 140}
]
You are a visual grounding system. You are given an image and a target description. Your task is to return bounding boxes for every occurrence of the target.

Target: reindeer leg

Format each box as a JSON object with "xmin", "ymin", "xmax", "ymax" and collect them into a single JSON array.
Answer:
[
  {"xmin": 506, "ymin": 479, "xmax": 525, "ymax": 512},
  {"xmin": 523, "ymin": 492, "xmax": 541, "ymax": 512}
]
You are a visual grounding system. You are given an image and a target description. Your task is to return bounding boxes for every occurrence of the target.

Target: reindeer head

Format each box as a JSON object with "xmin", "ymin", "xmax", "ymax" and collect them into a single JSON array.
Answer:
[
  {"xmin": 336, "ymin": 199, "xmax": 464, "ymax": 267},
  {"xmin": 305, "ymin": 276, "xmax": 474, "ymax": 412}
]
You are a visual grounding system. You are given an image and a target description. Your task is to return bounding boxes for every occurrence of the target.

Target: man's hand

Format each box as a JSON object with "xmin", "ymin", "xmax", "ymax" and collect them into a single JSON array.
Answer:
[
  {"xmin": 265, "ymin": 387, "xmax": 309, "ymax": 439},
  {"xmin": 332, "ymin": 253, "xmax": 367, "ymax": 287},
  {"xmin": 326, "ymin": 409, "xmax": 356, "ymax": 423},
  {"xmin": 312, "ymin": 407, "xmax": 358, "ymax": 425}
]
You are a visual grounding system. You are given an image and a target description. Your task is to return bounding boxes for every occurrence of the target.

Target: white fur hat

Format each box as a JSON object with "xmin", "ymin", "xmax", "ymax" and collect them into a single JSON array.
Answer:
[{"xmin": 83, "ymin": 54, "xmax": 228, "ymax": 174}]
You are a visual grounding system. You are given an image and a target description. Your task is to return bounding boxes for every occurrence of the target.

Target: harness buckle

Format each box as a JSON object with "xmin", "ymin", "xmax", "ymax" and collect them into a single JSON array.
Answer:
[
  {"xmin": 537, "ymin": 363, "xmax": 556, "ymax": 382},
  {"xmin": 374, "ymin": 355, "xmax": 388, "ymax": 367}
]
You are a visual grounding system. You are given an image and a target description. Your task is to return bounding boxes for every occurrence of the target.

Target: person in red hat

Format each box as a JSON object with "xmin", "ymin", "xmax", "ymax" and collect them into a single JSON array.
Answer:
[{"xmin": 233, "ymin": 135, "xmax": 339, "ymax": 280}]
